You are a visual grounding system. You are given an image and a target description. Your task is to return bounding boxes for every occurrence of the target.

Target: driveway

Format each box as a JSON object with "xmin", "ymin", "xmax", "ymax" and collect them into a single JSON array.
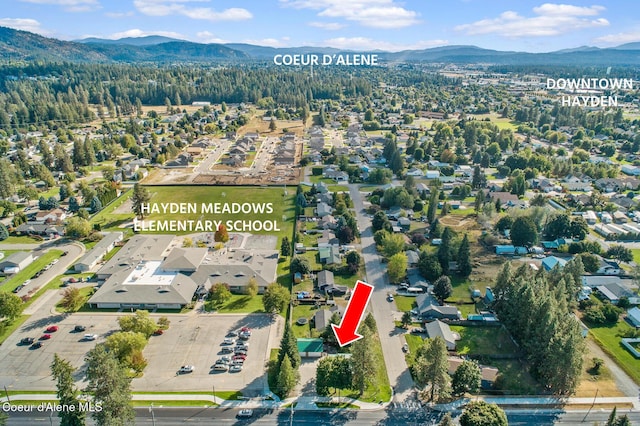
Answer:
[{"xmin": 348, "ymin": 184, "xmax": 414, "ymax": 400}]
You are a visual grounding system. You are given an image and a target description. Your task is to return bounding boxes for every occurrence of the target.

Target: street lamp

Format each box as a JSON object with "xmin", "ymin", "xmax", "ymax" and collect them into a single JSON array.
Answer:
[
  {"xmin": 212, "ymin": 384, "xmax": 216, "ymax": 405},
  {"xmin": 149, "ymin": 402, "xmax": 156, "ymax": 426}
]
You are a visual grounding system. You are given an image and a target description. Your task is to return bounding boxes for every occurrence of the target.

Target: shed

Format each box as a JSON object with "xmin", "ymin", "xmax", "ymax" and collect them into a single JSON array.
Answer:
[
  {"xmin": 495, "ymin": 245, "xmax": 515, "ymax": 255},
  {"xmin": 297, "ymin": 338, "xmax": 323, "ymax": 358},
  {"xmin": 541, "ymin": 256, "xmax": 567, "ymax": 271},
  {"xmin": 627, "ymin": 307, "xmax": 640, "ymax": 328}
]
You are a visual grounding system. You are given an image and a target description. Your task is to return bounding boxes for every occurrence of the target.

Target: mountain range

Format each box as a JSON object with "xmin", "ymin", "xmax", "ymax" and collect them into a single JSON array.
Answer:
[{"xmin": 1, "ymin": 26, "xmax": 640, "ymax": 65}]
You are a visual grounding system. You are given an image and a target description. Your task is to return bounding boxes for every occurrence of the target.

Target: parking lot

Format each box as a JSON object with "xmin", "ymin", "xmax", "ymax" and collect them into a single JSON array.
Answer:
[{"xmin": 0, "ymin": 312, "xmax": 276, "ymax": 396}]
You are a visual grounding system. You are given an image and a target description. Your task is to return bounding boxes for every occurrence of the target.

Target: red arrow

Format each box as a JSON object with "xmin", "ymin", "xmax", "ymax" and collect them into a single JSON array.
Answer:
[{"xmin": 331, "ymin": 280, "xmax": 374, "ymax": 347}]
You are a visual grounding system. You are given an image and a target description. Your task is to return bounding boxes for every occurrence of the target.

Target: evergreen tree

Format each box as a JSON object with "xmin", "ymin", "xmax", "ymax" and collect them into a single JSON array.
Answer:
[
  {"xmin": 426, "ymin": 188, "xmax": 439, "ymax": 224},
  {"xmin": 437, "ymin": 227, "xmax": 452, "ymax": 274},
  {"xmin": 433, "ymin": 276, "xmax": 453, "ymax": 304},
  {"xmin": 350, "ymin": 324, "xmax": 376, "ymax": 394},
  {"xmin": 418, "ymin": 251, "xmax": 443, "ymax": 282},
  {"xmin": 90, "ymin": 196, "xmax": 102, "ymax": 213},
  {"xmin": 458, "ymin": 234, "xmax": 472, "ymax": 277},
  {"xmin": 68, "ymin": 196, "xmax": 80, "ymax": 212},
  {"xmin": 278, "ymin": 321, "xmax": 301, "ymax": 369},
  {"xmin": 460, "ymin": 401, "xmax": 507, "ymax": 426},
  {"xmin": 59, "ymin": 184, "xmax": 69, "ymax": 201},
  {"xmin": 0, "ymin": 160, "xmax": 15, "ymax": 199},
  {"xmin": 276, "ymin": 355, "xmax": 298, "ymax": 398},
  {"xmin": 131, "ymin": 183, "xmax": 151, "ymax": 219},
  {"xmin": 452, "ymin": 360, "xmax": 481, "ymax": 396},
  {"xmin": 0, "ymin": 223, "xmax": 8, "ymax": 241},
  {"xmin": 280, "ymin": 236, "xmax": 291, "ymax": 257},
  {"xmin": 269, "ymin": 118, "xmax": 277, "ymax": 131},
  {"xmin": 85, "ymin": 345, "xmax": 135, "ymax": 426},
  {"xmin": 414, "ymin": 336, "xmax": 451, "ymax": 402},
  {"xmin": 51, "ymin": 354, "xmax": 85, "ymax": 426}
]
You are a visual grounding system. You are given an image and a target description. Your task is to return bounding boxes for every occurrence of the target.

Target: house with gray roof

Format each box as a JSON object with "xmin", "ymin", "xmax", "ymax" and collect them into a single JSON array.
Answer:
[
  {"xmin": 74, "ymin": 232, "xmax": 123, "ymax": 272},
  {"xmin": 425, "ymin": 320, "xmax": 458, "ymax": 350},
  {"xmin": 0, "ymin": 252, "xmax": 34, "ymax": 275}
]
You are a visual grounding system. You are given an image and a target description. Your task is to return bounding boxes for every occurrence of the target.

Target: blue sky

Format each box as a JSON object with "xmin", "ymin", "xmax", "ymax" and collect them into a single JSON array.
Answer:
[{"xmin": 2, "ymin": 0, "xmax": 640, "ymax": 52}]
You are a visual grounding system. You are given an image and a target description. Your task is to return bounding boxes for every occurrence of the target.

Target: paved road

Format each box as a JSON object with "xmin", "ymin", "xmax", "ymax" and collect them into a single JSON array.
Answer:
[
  {"xmin": 193, "ymin": 138, "xmax": 233, "ymax": 174},
  {"xmin": 6, "ymin": 406, "xmax": 640, "ymax": 425},
  {"xmin": 348, "ymin": 184, "xmax": 414, "ymax": 400}
]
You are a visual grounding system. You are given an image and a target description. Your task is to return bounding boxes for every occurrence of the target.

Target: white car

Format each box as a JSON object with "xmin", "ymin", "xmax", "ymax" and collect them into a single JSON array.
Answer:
[
  {"xmin": 237, "ymin": 409, "xmax": 253, "ymax": 418},
  {"xmin": 229, "ymin": 364, "xmax": 243, "ymax": 373},
  {"xmin": 222, "ymin": 338, "xmax": 235, "ymax": 345},
  {"xmin": 178, "ymin": 365, "xmax": 195, "ymax": 374},
  {"xmin": 83, "ymin": 334, "xmax": 98, "ymax": 341}
]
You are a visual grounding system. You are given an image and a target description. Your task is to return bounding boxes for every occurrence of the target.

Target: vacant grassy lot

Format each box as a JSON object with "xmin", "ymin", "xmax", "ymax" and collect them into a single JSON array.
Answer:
[
  {"xmin": 489, "ymin": 359, "xmax": 542, "ymax": 395},
  {"xmin": 589, "ymin": 321, "xmax": 640, "ymax": 385},
  {"xmin": 142, "ymin": 186, "xmax": 296, "ymax": 243},
  {"xmin": 450, "ymin": 325, "xmax": 519, "ymax": 356},
  {"xmin": 394, "ymin": 295, "xmax": 416, "ymax": 313},
  {"xmin": 90, "ymin": 188, "xmax": 133, "ymax": 231},
  {"xmin": 0, "ymin": 236, "xmax": 40, "ymax": 245},
  {"xmin": 0, "ymin": 250, "xmax": 63, "ymax": 293}
]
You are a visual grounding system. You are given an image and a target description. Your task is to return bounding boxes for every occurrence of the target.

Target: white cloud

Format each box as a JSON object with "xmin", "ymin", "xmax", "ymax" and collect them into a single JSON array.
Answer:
[
  {"xmin": 102, "ymin": 29, "xmax": 186, "ymax": 40},
  {"xmin": 308, "ymin": 21, "xmax": 346, "ymax": 30},
  {"xmin": 455, "ymin": 3, "xmax": 609, "ymax": 37},
  {"xmin": 0, "ymin": 18, "xmax": 52, "ymax": 35},
  {"xmin": 133, "ymin": 0, "xmax": 252, "ymax": 21},
  {"xmin": 196, "ymin": 31, "xmax": 229, "ymax": 44},
  {"xmin": 280, "ymin": 0, "xmax": 420, "ymax": 29},
  {"xmin": 243, "ymin": 38, "xmax": 290, "ymax": 48},
  {"xmin": 105, "ymin": 11, "xmax": 135, "ymax": 18},
  {"xmin": 595, "ymin": 30, "xmax": 640, "ymax": 45},
  {"xmin": 20, "ymin": 0, "xmax": 100, "ymax": 12},
  {"xmin": 320, "ymin": 37, "xmax": 448, "ymax": 52}
]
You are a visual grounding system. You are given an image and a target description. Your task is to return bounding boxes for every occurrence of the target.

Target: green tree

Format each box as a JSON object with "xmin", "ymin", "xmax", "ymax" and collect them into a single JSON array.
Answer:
[
  {"xmin": 118, "ymin": 310, "xmax": 157, "ymax": 337},
  {"xmin": 452, "ymin": 360, "xmax": 481, "ymax": 396},
  {"xmin": 59, "ymin": 184, "xmax": 69, "ymax": 201},
  {"xmin": 269, "ymin": 118, "xmax": 277, "ymax": 132},
  {"xmin": 0, "ymin": 292, "xmax": 23, "ymax": 320},
  {"xmin": 417, "ymin": 251, "xmax": 443, "ymax": 282},
  {"xmin": 68, "ymin": 196, "xmax": 80, "ymax": 212},
  {"xmin": 606, "ymin": 245, "xmax": 633, "ymax": 263},
  {"xmin": 290, "ymin": 256, "xmax": 311, "ymax": 275},
  {"xmin": 388, "ymin": 252, "xmax": 407, "ymax": 283},
  {"xmin": 0, "ymin": 223, "xmax": 8, "ymax": 241},
  {"xmin": 350, "ymin": 324, "xmax": 376, "ymax": 394},
  {"xmin": 280, "ymin": 236, "xmax": 291, "ymax": 257},
  {"xmin": 363, "ymin": 312, "xmax": 377, "ymax": 334},
  {"xmin": 433, "ymin": 276, "xmax": 453, "ymax": 304},
  {"xmin": 458, "ymin": 234, "xmax": 472, "ymax": 277},
  {"xmin": 245, "ymin": 277, "xmax": 259, "ymax": 297},
  {"xmin": 426, "ymin": 189, "xmax": 439, "ymax": 224},
  {"xmin": 439, "ymin": 413, "xmax": 455, "ymax": 426},
  {"xmin": 372, "ymin": 210, "xmax": 390, "ymax": 232},
  {"xmin": 51, "ymin": 354, "xmax": 85, "ymax": 426},
  {"xmin": 209, "ymin": 283, "xmax": 232, "ymax": 308},
  {"xmin": 85, "ymin": 345, "xmax": 135, "ymax": 426},
  {"xmin": 104, "ymin": 331, "xmax": 147, "ymax": 366},
  {"xmin": 0, "ymin": 159, "xmax": 15, "ymax": 199},
  {"xmin": 381, "ymin": 233, "xmax": 405, "ymax": 258},
  {"xmin": 90, "ymin": 196, "xmax": 103, "ymax": 213},
  {"xmin": 414, "ymin": 336, "xmax": 451, "ymax": 402},
  {"xmin": 345, "ymin": 250, "xmax": 361, "ymax": 274},
  {"xmin": 131, "ymin": 183, "xmax": 151, "ymax": 219},
  {"xmin": 65, "ymin": 217, "xmax": 91, "ymax": 239},
  {"xmin": 60, "ymin": 287, "xmax": 84, "ymax": 312},
  {"xmin": 437, "ymin": 227, "xmax": 453, "ymax": 274},
  {"xmin": 276, "ymin": 355, "xmax": 298, "ymax": 398},
  {"xmin": 263, "ymin": 282, "xmax": 290, "ymax": 314},
  {"xmin": 278, "ymin": 321, "xmax": 301, "ymax": 369},
  {"xmin": 401, "ymin": 311, "xmax": 412, "ymax": 328},
  {"xmin": 459, "ymin": 401, "xmax": 508, "ymax": 426},
  {"xmin": 510, "ymin": 216, "xmax": 538, "ymax": 247}
]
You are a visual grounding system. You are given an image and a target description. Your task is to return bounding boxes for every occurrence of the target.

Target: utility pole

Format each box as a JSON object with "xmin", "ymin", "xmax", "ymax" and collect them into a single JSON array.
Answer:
[{"xmin": 149, "ymin": 403, "xmax": 156, "ymax": 426}]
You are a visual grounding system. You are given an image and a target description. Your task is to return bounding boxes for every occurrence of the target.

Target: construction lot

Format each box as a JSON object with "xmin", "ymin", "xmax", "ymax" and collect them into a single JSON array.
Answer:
[{"xmin": 0, "ymin": 312, "xmax": 276, "ymax": 396}]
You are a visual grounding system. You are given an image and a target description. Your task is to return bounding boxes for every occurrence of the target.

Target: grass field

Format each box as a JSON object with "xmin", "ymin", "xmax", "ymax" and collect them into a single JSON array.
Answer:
[
  {"xmin": 90, "ymin": 188, "xmax": 133, "ymax": 232},
  {"xmin": 489, "ymin": 359, "xmax": 542, "ymax": 395},
  {"xmin": 0, "ymin": 250, "xmax": 64, "ymax": 294},
  {"xmin": 141, "ymin": 186, "xmax": 296, "ymax": 243},
  {"xmin": 394, "ymin": 295, "xmax": 416, "ymax": 313},
  {"xmin": 589, "ymin": 321, "xmax": 640, "ymax": 385},
  {"xmin": 205, "ymin": 294, "xmax": 265, "ymax": 314},
  {"xmin": 450, "ymin": 325, "xmax": 519, "ymax": 356},
  {"xmin": 342, "ymin": 331, "xmax": 391, "ymax": 403},
  {"xmin": 0, "ymin": 315, "xmax": 30, "ymax": 346},
  {"xmin": 55, "ymin": 286, "xmax": 94, "ymax": 313},
  {"xmin": 0, "ymin": 236, "xmax": 40, "ymax": 245}
]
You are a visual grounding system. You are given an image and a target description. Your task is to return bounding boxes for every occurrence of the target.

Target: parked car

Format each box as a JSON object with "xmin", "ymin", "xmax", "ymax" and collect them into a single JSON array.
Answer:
[
  {"xmin": 30, "ymin": 342, "xmax": 43, "ymax": 349},
  {"xmin": 411, "ymin": 327, "xmax": 426, "ymax": 334},
  {"xmin": 236, "ymin": 341, "xmax": 250, "ymax": 349},
  {"xmin": 83, "ymin": 334, "xmax": 98, "ymax": 341},
  {"xmin": 19, "ymin": 337, "xmax": 35, "ymax": 345},
  {"xmin": 40, "ymin": 334, "xmax": 52, "ymax": 340},
  {"xmin": 229, "ymin": 365, "xmax": 243, "ymax": 373},
  {"xmin": 231, "ymin": 359, "xmax": 245, "ymax": 366},
  {"xmin": 237, "ymin": 409, "xmax": 253, "ymax": 418},
  {"xmin": 222, "ymin": 338, "xmax": 235, "ymax": 345},
  {"xmin": 232, "ymin": 354, "xmax": 247, "ymax": 361},
  {"xmin": 74, "ymin": 325, "xmax": 86, "ymax": 332},
  {"xmin": 234, "ymin": 349, "xmax": 248, "ymax": 356},
  {"xmin": 12, "ymin": 285, "xmax": 25, "ymax": 293},
  {"xmin": 212, "ymin": 364, "xmax": 228, "ymax": 371},
  {"xmin": 226, "ymin": 331, "xmax": 238, "ymax": 337},
  {"xmin": 220, "ymin": 347, "xmax": 234, "ymax": 354},
  {"xmin": 178, "ymin": 365, "xmax": 195, "ymax": 374},
  {"xmin": 153, "ymin": 329, "xmax": 164, "ymax": 336},
  {"xmin": 387, "ymin": 294, "xmax": 394, "ymax": 302},
  {"xmin": 402, "ymin": 344, "xmax": 409, "ymax": 353}
]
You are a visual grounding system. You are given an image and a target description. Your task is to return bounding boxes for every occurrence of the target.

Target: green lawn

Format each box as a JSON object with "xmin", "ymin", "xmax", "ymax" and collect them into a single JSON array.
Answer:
[
  {"xmin": 292, "ymin": 304, "xmax": 321, "ymax": 339},
  {"xmin": 205, "ymin": 294, "xmax": 265, "ymax": 313},
  {"xmin": 299, "ymin": 251, "xmax": 322, "ymax": 271},
  {"xmin": 449, "ymin": 325, "xmax": 519, "ymax": 356},
  {"xmin": 55, "ymin": 286, "xmax": 94, "ymax": 313},
  {"xmin": 141, "ymin": 186, "xmax": 296, "ymax": 243},
  {"xmin": 404, "ymin": 333, "xmax": 424, "ymax": 360},
  {"xmin": 0, "ymin": 235, "xmax": 40, "ymax": 245},
  {"xmin": 394, "ymin": 295, "xmax": 416, "ymax": 313},
  {"xmin": 328, "ymin": 185, "xmax": 350, "ymax": 192},
  {"xmin": 490, "ymin": 359, "xmax": 542, "ymax": 395},
  {"xmin": 341, "ymin": 331, "xmax": 391, "ymax": 403},
  {"xmin": 589, "ymin": 321, "xmax": 640, "ymax": 385},
  {"xmin": 316, "ymin": 402, "xmax": 359, "ymax": 409},
  {"xmin": 131, "ymin": 400, "xmax": 217, "ymax": 407},
  {"xmin": 0, "ymin": 250, "xmax": 64, "ymax": 293},
  {"xmin": 632, "ymin": 249, "xmax": 640, "ymax": 265}
]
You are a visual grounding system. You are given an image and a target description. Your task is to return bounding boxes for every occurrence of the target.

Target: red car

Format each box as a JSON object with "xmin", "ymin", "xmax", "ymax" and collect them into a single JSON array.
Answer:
[
  {"xmin": 240, "ymin": 327, "xmax": 251, "ymax": 332},
  {"xmin": 232, "ymin": 354, "xmax": 247, "ymax": 361},
  {"xmin": 153, "ymin": 329, "xmax": 164, "ymax": 336},
  {"xmin": 40, "ymin": 334, "xmax": 52, "ymax": 340},
  {"xmin": 45, "ymin": 326, "xmax": 59, "ymax": 333}
]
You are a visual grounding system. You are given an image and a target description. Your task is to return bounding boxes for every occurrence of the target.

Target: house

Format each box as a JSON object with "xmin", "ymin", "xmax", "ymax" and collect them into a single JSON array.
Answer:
[
  {"xmin": 74, "ymin": 232, "xmax": 124, "ymax": 272},
  {"xmin": 313, "ymin": 309, "xmax": 333, "ymax": 331},
  {"xmin": 416, "ymin": 294, "xmax": 462, "ymax": 320},
  {"xmin": 495, "ymin": 245, "xmax": 516, "ymax": 255},
  {"xmin": 406, "ymin": 168, "xmax": 424, "ymax": 177},
  {"xmin": 406, "ymin": 250, "xmax": 420, "ymax": 267},
  {"xmin": 0, "ymin": 252, "xmax": 34, "ymax": 275},
  {"xmin": 297, "ymin": 338, "xmax": 323, "ymax": 358},
  {"xmin": 317, "ymin": 270, "xmax": 335, "ymax": 290},
  {"xmin": 318, "ymin": 215, "xmax": 337, "ymax": 230},
  {"xmin": 318, "ymin": 245, "xmax": 341, "ymax": 265},
  {"xmin": 15, "ymin": 223, "xmax": 64, "ymax": 237},
  {"xmin": 34, "ymin": 209, "xmax": 66, "ymax": 224},
  {"xmin": 448, "ymin": 357, "xmax": 499, "ymax": 389},
  {"xmin": 425, "ymin": 320, "xmax": 458, "ymax": 350},
  {"xmin": 542, "ymin": 256, "xmax": 568, "ymax": 271},
  {"xmin": 627, "ymin": 307, "xmax": 640, "ymax": 328},
  {"xmin": 316, "ymin": 202, "xmax": 332, "ymax": 218}
]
